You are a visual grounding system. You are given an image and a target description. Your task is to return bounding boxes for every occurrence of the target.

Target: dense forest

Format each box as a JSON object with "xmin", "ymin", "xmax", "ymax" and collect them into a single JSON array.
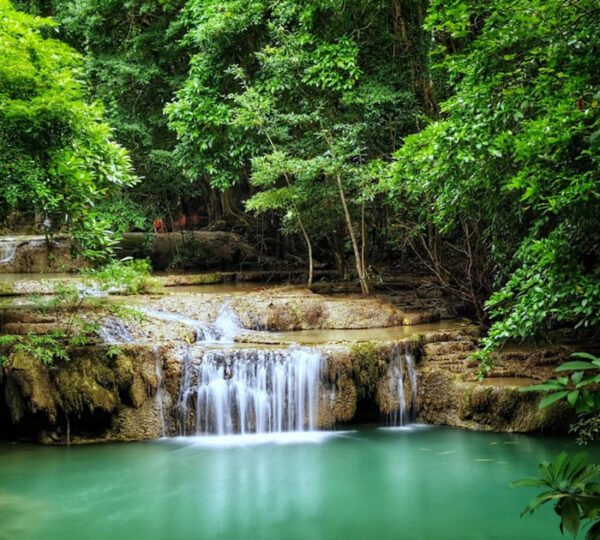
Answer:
[{"xmin": 1, "ymin": 0, "xmax": 599, "ymax": 355}]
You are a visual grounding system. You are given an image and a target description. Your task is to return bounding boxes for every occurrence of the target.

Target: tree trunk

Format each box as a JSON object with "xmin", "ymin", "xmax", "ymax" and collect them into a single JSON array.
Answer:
[{"xmin": 336, "ymin": 173, "xmax": 370, "ymax": 295}]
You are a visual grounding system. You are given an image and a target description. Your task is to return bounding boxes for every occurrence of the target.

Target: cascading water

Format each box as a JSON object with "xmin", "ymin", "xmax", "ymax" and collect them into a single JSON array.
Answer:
[
  {"xmin": 0, "ymin": 240, "xmax": 16, "ymax": 264},
  {"xmin": 178, "ymin": 347, "xmax": 324, "ymax": 435},
  {"xmin": 96, "ymin": 317, "xmax": 134, "ymax": 344},
  {"xmin": 140, "ymin": 303, "xmax": 243, "ymax": 343},
  {"xmin": 387, "ymin": 344, "xmax": 418, "ymax": 426}
]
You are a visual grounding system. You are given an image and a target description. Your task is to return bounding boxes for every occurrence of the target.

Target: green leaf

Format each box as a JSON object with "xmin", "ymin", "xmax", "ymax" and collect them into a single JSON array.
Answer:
[
  {"xmin": 539, "ymin": 391, "xmax": 570, "ymax": 409},
  {"xmin": 571, "ymin": 353, "xmax": 600, "ymax": 362},
  {"xmin": 565, "ymin": 454, "xmax": 589, "ymax": 482},
  {"xmin": 568, "ymin": 391, "xmax": 580, "ymax": 407},
  {"xmin": 509, "ymin": 478, "xmax": 547, "ymax": 488},
  {"xmin": 561, "ymin": 498, "xmax": 581, "ymax": 537},
  {"xmin": 556, "ymin": 362, "xmax": 598, "ymax": 372}
]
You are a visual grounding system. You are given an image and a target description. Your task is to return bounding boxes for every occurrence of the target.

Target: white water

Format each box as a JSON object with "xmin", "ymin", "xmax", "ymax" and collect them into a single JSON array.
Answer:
[
  {"xmin": 387, "ymin": 345, "xmax": 418, "ymax": 426},
  {"xmin": 0, "ymin": 241, "xmax": 16, "ymax": 264},
  {"xmin": 140, "ymin": 304, "xmax": 243, "ymax": 343},
  {"xmin": 167, "ymin": 430, "xmax": 351, "ymax": 448},
  {"xmin": 96, "ymin": 318, "xmax": 134, "ymax": 344},
  {"xmin": 178, "ymin": 347, "xmax": 325, "ymax": 435}
]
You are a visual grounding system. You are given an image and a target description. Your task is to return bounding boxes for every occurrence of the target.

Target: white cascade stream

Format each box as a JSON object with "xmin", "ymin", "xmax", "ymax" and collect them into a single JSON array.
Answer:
[
  {"xmin": 0, "ymin": 241, "xmax": 16, "ymax": 264},
  {"xmin": 178, "ymin": 347, "xmax": 324, "ymax": 435},
  {"xmin": 387, "ymin": 344, "xmax": 418, "ymax": 426},
  {"xmin": 140, "ymin": 303, "xmax": 243, "ymax": 343}
]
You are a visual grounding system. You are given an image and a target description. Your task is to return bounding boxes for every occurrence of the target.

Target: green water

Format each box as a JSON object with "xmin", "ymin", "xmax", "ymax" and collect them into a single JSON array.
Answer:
[{"xmin": 0, "ymin": 427, "xmax": 583, "ymax": 540}]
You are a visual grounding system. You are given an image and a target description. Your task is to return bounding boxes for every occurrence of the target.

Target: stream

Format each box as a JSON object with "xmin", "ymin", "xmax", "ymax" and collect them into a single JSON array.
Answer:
[{"xmin": 0, "ymin": 273, "xmax": 583, "ymax": 539}]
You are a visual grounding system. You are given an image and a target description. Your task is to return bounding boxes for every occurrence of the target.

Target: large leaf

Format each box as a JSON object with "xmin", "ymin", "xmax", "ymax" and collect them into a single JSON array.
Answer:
[
  {"xmin": 509, "ymin": 478, "xmax": 547, "ymax": 488},
  {"xmin": 571, "ymin": 353, "xmax": 600, "ymax": 363},
  {"xmin": 522, "ymin": 490, "xmax": 564, "ymax": 515},
  {"xmin": 565, "ymin": 454, "xmax": 591, "ymax": 482},
  {"xmin": 539, "ymin": 391, "xmax": 569, "ymax": 409},
  {"xmin": 556, "ymin": 362, "xmax": 598, "ymax": 372},
  {"xmin": 561, "ymin": 498, "xmax": 581, "ymax": 537},
  {"xmin": 553, "ymin": 452, "xmax": 571, "ymax": 481}
]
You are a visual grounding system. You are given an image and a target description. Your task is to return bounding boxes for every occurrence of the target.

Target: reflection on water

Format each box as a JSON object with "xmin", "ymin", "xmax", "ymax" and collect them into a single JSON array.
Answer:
[
  {"xmin": 264, "ymin": 320, "xmax": 462, "ymax": 344},
  {"xmin": 0, "ymin": 427, "xmax": 587, "ymax": 540}
]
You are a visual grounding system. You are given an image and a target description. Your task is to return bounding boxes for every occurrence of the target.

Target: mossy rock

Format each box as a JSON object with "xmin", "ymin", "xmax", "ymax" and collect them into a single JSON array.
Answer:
[
  {"xmin": 350, "ymin": 342, "xmax": 389, "ymax": 400},
  {"xmin": 188, "ymin": 273, "xmax": 223, "ymax": 285},
  {"xmin": 0, "ymin": 282, "xmax": 14, "ymax": 296}
]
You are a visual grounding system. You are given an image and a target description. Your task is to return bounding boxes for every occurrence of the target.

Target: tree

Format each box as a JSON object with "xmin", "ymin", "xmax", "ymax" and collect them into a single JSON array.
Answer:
[
  {"xmin": 386, "ymin": 0, "xmax": 600, "ymax": 353},
  {"xmin": 0, "ymin": 0, "xmax": 137, "ymax": 259},
  {"xmin": 14, "ymin": 0, "xmax": 191, "ymax": 233},
  {"xmin": 167, "ymin": 0, "xmax": 428, "ymax": 289}
]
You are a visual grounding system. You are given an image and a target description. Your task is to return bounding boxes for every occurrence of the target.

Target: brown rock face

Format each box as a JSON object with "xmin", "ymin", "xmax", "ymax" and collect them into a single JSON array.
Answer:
[
  {"xmin": 0, "ymin": 331, "xmax": 577, "ymax": 444},
  {"xmin": 116, "ymin": 231, "xmax": 281, "ymax": 271},
  {"xmin": 0, "ymin": 236, "xmax": 83, "ymax": 273},
  {"xmin": 0, "ymin": 283, "xmax": 585, "ymax": 444}
]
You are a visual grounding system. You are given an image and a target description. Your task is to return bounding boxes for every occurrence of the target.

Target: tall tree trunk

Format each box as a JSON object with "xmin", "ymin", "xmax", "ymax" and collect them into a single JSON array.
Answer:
[{"xmin": 336, "ymin": 173, "xmax": 370, "ymax": 295}]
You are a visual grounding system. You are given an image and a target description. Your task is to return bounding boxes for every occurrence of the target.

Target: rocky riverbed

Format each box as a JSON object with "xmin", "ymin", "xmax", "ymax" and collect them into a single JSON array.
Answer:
[{"xmin": 0, "ymin": 283, "xmax": 576, "ymax": 444}]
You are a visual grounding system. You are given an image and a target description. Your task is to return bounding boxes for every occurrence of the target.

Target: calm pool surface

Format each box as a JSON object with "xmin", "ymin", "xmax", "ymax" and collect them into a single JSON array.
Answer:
[{"xmin": 0, "ymin": 426, "xmax": 584, "ymax": 540}]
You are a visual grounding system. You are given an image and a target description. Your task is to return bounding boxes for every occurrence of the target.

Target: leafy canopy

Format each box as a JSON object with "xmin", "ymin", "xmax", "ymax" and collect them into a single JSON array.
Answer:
[
  {"xmin": 386, "ymin": 0, "xmax": 600, "ymax": 354},
  {"xmin": 0, "ymin": 0, "xmax": 137, "ymax": 258}
]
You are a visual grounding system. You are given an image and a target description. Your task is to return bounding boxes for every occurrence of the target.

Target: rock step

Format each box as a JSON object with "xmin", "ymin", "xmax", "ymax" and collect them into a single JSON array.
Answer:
[
  {"xmin": 2, "ymin": 310, "xmax": 57, "ymax": 324},
  {"xmin": 424, "ymin": 341, "xmax": 476, "ymax": 356},
  {"xmin": 399, "ymin": 310, "xmax": 440, "ymax": 326},
  {"xmin": 2, "ymin": 322, "xmax": 67, "ymax": 335}
]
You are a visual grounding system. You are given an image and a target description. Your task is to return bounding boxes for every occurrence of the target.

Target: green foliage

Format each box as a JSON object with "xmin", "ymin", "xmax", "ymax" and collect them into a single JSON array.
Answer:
[
  {"xmin": 82, "ymin": 258, "xmax": 161, "ymax": 295},
  {"xmin": 14, "ymin": 0, "xmax": 192, "ymax": 227},
  {"xmin": 511, "ymin": 452, "xmax": 600, "ymax": 539},
  {"xmin": 54, "ymin": 0, "xmax": 191, "ymax": 223},
  {"xmin": 0, "ymin": 259, "xmax": 151, "ymax": 367},
  {"xmin": 167, "ymin": 0, "xmax": 428, "ymax": 271},
  {"xmin": 387, "ymin": 0, "xmax": 600, "ymax": 348},
  {"xmin": 521, "ymin": 353, "xmax": 600, "ymax": 415},
  {"xmin": 0, "ymin": 0, "xmax": 137, "ymax": 258},
  {"xmin": 571, "ymin": 416, "xmax": 600, "ymax": 447}
]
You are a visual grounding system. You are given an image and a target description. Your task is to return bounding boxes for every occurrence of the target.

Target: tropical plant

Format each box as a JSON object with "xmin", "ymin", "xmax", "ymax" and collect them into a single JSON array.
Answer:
[
  {"xmin": 520, "ymin": 353, "xmax": 600, "ymax": 414},
  {"xmin": 0, "ymin": 0, "xmax": 138, "ymax": 259},
  {"xmin": 511, "ymin": 452, "xmax": 600, "ymax": 539},
  {"xmin": 514, "ymin": 352, "xmax": 600, "ymax": 537}
]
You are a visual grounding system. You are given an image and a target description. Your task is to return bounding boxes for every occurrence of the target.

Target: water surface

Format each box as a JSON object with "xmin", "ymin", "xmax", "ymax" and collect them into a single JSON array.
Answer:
[{"xmin": 0, "ymin": 427, "xmax": 583, "ymax": 540}]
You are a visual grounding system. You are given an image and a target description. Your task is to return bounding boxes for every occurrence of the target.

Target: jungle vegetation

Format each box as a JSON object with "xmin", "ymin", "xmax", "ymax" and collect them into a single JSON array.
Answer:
[{"xmin": 1, "ymin": 0, "xmax": 599, "ymax": 353}]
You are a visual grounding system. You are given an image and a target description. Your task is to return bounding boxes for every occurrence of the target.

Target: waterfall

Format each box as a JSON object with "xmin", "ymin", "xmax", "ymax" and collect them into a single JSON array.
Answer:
[
  {"xmin": 96, "ymin": 317, "xmax": 134, "ymax": 344},
  {"xmin": 140, "ymin": 304, "xmax": 243, "ymax": 343},
  {"xmin": 387, "ymin": 344, "xmax": 418, "ymax": 426},
  {"xmin": 0, "ymin": 240, "xmax": 16, "ymax": 264},
  {"xmin": 178, "ymin": 347, "xmax": 324, "ymax": 435},
  {"xmin": 154, "ymin": 347, "xmax": 167, "ymax": 437}
]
